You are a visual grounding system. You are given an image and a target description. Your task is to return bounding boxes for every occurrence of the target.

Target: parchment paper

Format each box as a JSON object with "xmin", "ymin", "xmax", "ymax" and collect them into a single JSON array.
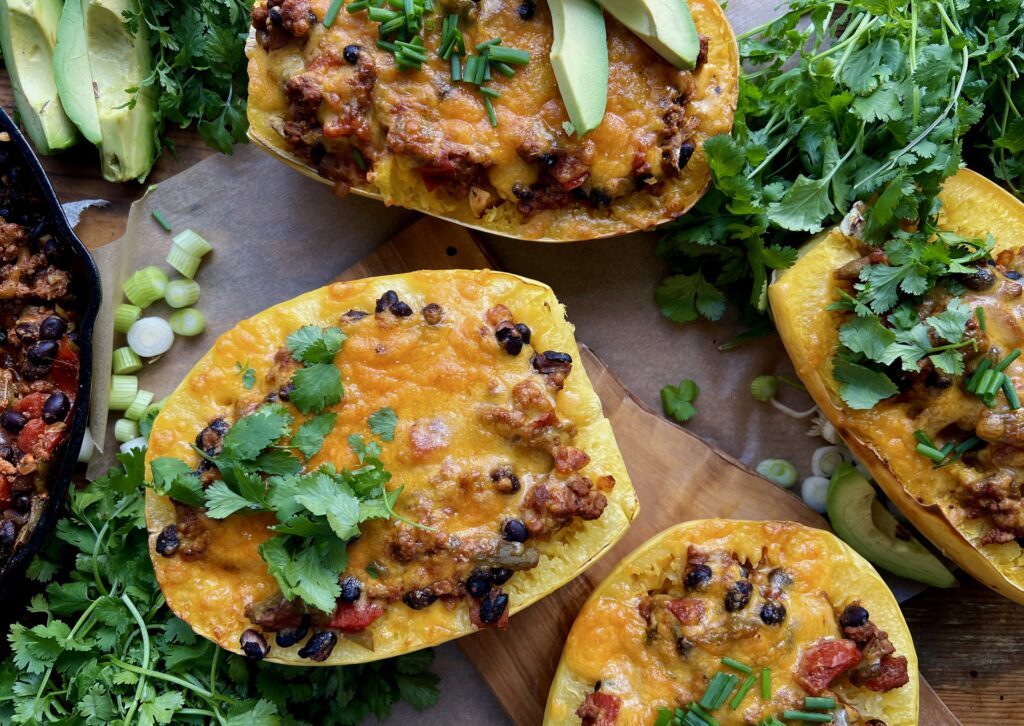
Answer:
[{"xmin": 76, "ymin": 4, "xmax": 884, "ymax": 724}]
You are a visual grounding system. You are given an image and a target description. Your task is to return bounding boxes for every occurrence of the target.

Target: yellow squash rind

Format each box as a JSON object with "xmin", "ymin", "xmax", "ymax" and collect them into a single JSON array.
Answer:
[
  {"xmin": 145, "ymin": 270, "xmax": 638, "ymax": 665},
  {"xmin": 770, "ymin": 169, "xmax": 1024, "ymax": 604},
  {"xmin": 544, "ymin": 519, "xmax": 919, "ymax": 726}
]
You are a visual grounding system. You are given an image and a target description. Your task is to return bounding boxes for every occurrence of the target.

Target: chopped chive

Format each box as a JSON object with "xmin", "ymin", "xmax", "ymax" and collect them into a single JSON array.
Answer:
[
  {"xmin": 803, "ymin": 696, "xmax": 837, "ymax": 710},
  {"xmin": 353, "ymin": 148, "xmax": 367, "ymax": 171},
  {"xmin": 913, "ymin": 430, "xmax": 934, "ymax": 447},
  {"xmin": 450, "ymin": 54, "xmax": 462, "ymax": 80},
  {"xmin": 487, "ymin": 45, "xmax": 530, "ymax": 64},
  {"xmin": 323, "ymin": 0, "xmax": 344, "ymax": 27},
  {"xmin": 975, "ymin": 369, "xmax": 997, "ymax": 397},
  {"xmin": 976, "ymin": 306, "xmax": 987, "ymax": 333},
  {"xmin": 682, "ymin": 711, "xmax": 709, "ymax": 726},
  {"xmin": 996, "ymin": 348, "xmax": 1021, "ymax": 372},
  {"xmin": 474, "ymin": 52, "xmax": 487, "ymax": 84},
  {"xmin": 492, "ymin": 60, "xmax": 516, "ymax": 77},
  {"xmin": 760, "ymin": 667, "xmax": 770, "ymax": 700},
  {"xmin": 966, "ymin": 357, "xmax": 992, "ymax": 392},
  {"xmin": 983, "ymin": 371, "xmax": 1007, "ymax": 398},
  {"xmin": 955, "ymin": 435, "xmax": 982, "ymax": 454},
  {"xmin": 464, "ymin": 56, "xmax": 480, "ymax": 85},
  {"xmin": 479, "ymin": 86, "xmax": 500, "ymax": 99},
  {"xmin": 475, "ymin": 37, "xmax": 502, "ymax": 51},
  {"xmin": 721, "ymin": 657, "xmax": 752, "ymax": 674},
  {"xmin": 367, "ymin": 6, "xmax": 400, "ymax": 21},
  {"xmin": 1004, "ymin": 378, "xmax": 1021, "ymax": 409},
  {"xmin": 377, "ymin": 39, "xmax": 400, "ymax": 52},
  {"xmin": 151, "ymin": 209, "xmax": 172, "ymax": 232},
  {"xmin": 710, "ymin": 674, "xmax": 738, "ymax": 709},
  {"xmin": 347, "ymin": 0, "xmax": 369, "ymax": 11},
  {"xmin": 379, "ymin": 15, "xmax": 407, "ymax": 34},
  {"xmin": 729, "ymin": 675, "xmax": 757, "ymax": 709},
  {"xmin": 484, "ymin": 97, "xmax": 498, "ymax": 127},
  {"xmin": 916, "ymin": 443, "xmax": 947, "ymax": 464},
  {"xmin": 782, "ymin": 712, "xmax": 833, "ymax": 723},
  {"xmin": 688, "ymin": 703, "xmax": 718, "ymax": 726},
  {"xmin": 698, "ymin": 673, "xmax": 731, "ymax": 711}
]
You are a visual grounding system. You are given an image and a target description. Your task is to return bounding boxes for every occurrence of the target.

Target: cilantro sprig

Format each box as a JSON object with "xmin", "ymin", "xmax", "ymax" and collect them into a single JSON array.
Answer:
[
  {"xmin": 0, "ymin": 450, "xmax": 439, "ymax": 725},
  {"xmin": 287, "ymin": 325, "xmax": 346, "ymax": 414}
]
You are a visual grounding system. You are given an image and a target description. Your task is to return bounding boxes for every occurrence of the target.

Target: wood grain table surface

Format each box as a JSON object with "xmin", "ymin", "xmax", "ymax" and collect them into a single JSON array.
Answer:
[{"xmin": 2, "ymin": 75, "xmax": 1019, "ymax": 724}]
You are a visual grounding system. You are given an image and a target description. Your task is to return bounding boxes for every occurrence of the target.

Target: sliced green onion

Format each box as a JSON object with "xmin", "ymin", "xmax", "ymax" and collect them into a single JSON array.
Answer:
[
  {"xmin": 982, "ymin": 371, "xmax": 1007, "ymax": 398},
  {"xmin": 996, "ymin": 348, "xmax": 1021, "ymax": 372},
  {"xmin": 114, "ymin": 303, "xmax": 142, "ymax": 334},
  {"xmin": 966, "ymin": 357, "xmax": 992, "ymax": 392},
  {"xmin": 109, "ymin": 375, "xmax": 139, "ymax": 410},
  {"xmin": 781, "ymin": 712, "xmax": 832, "ymax": 723},
  {"xmin": 165, "ymin": 279, "xmax": 201, "ymax": 309},
  {"xmin": 484, "ymin": 97, "xmax": 498, "ymax": 127},
  {"xmin": 811, "ymin": 445, "xmax": 850, "ymax": 478},
  {"xmin": 913, "ymin": 429, "xmax": 935, "ymax": 447},
  {"xmin": 955, "ymin": 435, "xmax": 982, "ymax": 454},
  {"xmin": 475, "ymin": 37, "xmax": 502, "ymax": 51},
  {"xmin": 112, "ymin": 346, "xmax": 143, "ymax": 375},
  {"xmin": 687, "ymin": 704, "xmax": 717, "ymax": 726},
  {"xmin": 728, "ymin": 675, "xmax": 757, "ymax": 709},
  {"xmin": 127, "ymin": 317, "xmax": 175, "ymax": 357},
  {"xmin": 353, "ymin": 148, "xmax": 367, "ymax": 171},
  {"xmin": 800, "ymin": 475, "xmax": 830, "ymax": 513},
  {"xmin": 151, "ymin": 209, "xmax": 172, "ymax": 232},
  {"xmin": 712, "ymin": 674, "xmax": 738, "ymax": 709},
  {"xmin": 464, "ymin": 56, "xmax": 480, "ymax": 85},
  {"xmin": 323, "ymin": 0, "xmax": 344, "ymax": 26},
  {"xmin": 166, "ymin": 244, "xmax": 202, "ymax": 279},
  {"xmin": 78, "ymin": 428, "xmax": 96, "ymax": 463},
  {"xmin": 803, "ymin": 696, "xmax": 837, "ymax": 710},
  {"xmin": 168, "ymin": 308, "xmax": 206, "ymax": 336},
  {"xmin": 750, "ymin": 375, "xmax": 778, "ymax": 402},
  {"xmin": 487, "ymin": 45, "xmax": 529, "ymax": 65},
  {"xmin": 492, "ymin": 61, "xmax": 516, "ymax": 77},
  {"xmin": 119, "ymin": 436, "xmax": 149, "ymax": 453},
  {"xmin": 721, "ymin": 657, "xmax": 752, "ymax": 674},
  {"xmin": 1004, "ymin": 379, "xmax": 1022, "ymax": 410},
  {"xmin": 114, "ymin": 418, "xmax": 139, "ymax": 443},
  {"xmin": 479, "ymin": 86, "xmax": 500, "ymax": 99},
  {"xmin": 756, "ymin": 458, "xmax": 797, "ymax": 488},
  {"xmin": 916, "ymin": 443, "xmax": 947, "ymax": 464},
  {"xmin": 975, "ymin": 306, "xmax": 987, "ymax": 333},
  {"xmin": 698, "ymin": 672, "xmax": 731, "ymax": 711},
  {"xmin": 171, "ymin": 229, "xmax": 213, "ymax": 258},
  {"xmin": 125, "ymin": 389, "xmax": 155, "ymax": 422},
  {"xmin": 450, "ymin": 54, "xmax": 462, "ymax": 80},
  {"xmin": 760, "ymin": 667, "xmax": 770, "ymax": 700},
  {"xmin": 123, "ymin": 266, "xmax": 169, "ymax": 308}
]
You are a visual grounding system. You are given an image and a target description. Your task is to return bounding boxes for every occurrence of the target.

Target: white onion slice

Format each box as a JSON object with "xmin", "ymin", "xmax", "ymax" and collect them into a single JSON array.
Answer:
[
  {"xmin": 120, "ymin": 436, "xmax": 149, "ymax": 453},
  {"xmin": 127, "ymin": 317, "xmax": 175, "ymax": 357},
  {"xmin": 811, "ymin": 445, "xmax": 852, "ymax": 478},
  {"xmin": 801, "ymin": 476, "xmax": 831, "ymax": 513}
]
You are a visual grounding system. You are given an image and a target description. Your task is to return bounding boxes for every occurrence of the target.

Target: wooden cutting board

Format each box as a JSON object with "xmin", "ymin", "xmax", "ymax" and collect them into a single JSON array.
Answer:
[{"xmin": 336, "ymin": 216, "xmax": 961, "ymax": 726}]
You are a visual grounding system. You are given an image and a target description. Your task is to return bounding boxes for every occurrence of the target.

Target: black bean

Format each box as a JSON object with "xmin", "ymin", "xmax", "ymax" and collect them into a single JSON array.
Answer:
[
  {"xmin": 13, "ymin": 494, "xmax": 30, "ymax": 512},
  {"xmin": 66, "ymin": 331, "xmax": 79, "ymax": 346},
  {"xmin": 514, "ymin": 323, "xmax": 531, "ymax": 344},
  {"xmin": 42, "ymin": 238, "xmax": 61, "ymax": 262},
  {"xmin": 341, "ymin": 309, "xmax": 368, "ymax": 323},
  {"xmin": 268, "ymin": 5, "xmax": 283, "ymax": 24},
  {"xmin": 38, "ymin": 316, "xmax": 66, "ymax": 340},
  {"xmin": 0, "ymin": 519, "xmax": 15, "ymax": 547},
  {"xmin": 760, "ymin": 602, "xmax": 787, "ymax": 625},
  {"xmin": 41, "ymin": 392, "xmax": 69, "ymax": 423},
  {"xmin": 517, "ymin": 0, "xmax": 535, "ymax": 20},
  {"xmin": 960, "ymin": 267, "xmax": 996, "ymax": 290},
  {"xmin": 512, "ymin": 182, "xmax": 535, "ymax": 201},
  {"xmin": 465, "ymin": 568, "xmax": 492, "ymax": 599},
  {"xmin": 390, "ymin": 301, "xmax": 413, "ymax": 317},
  {"xmin": 343, "ymin": 44, "xmax": 361, "ymax": 64},
  {"xmin": 278, "ymin": 382, "xmax": 295, "ymax": 401},
  {"xmin": 538, "ymin": 153, "xmax": 558, "ymax": 169},
  {"xmin": 589, "ymin": 189, "xmax": 612, "ymax": 208},
  {"xmin": 155, "ymin": 525, "xmax": 180, "ymax": 557},
  {"xmin": 339, "ymin": 575, "xmax": 362, "ymax": 603},
  {"xmin": 495, "ymin": 322, "xmax": 523, "ymax": 356},
  {"xmin": 478, "ymin": 589, "xmax": 508, "ymax": 624},
  {"xmin": 489, "ymin": 465, "xmax": 520, "ymax": 493},
  {"xmin": 0, "ymin": 445, "xmax": 13, "ymax": 463},
  {"xmin": 1006, "ymin": 270, "xmax": 1023, "ymax": 281},
  {"xmin": 310, "ymin": 142, "xmax": 327, "ymax": 166},
  {"xmin": 684, "ymin": 564, "xmax": 713, "ymax": 591},
  {"xmin": 1, "ymin": 411, "xmax": 26, "ymax": 433},
  {"xmin": 27, "ymin": 340, "xmax": 58, "ymax": 363},
  {"xmin": 422, "ymin": 303, "xmax": 444, "ymax": 325},
  {"xmin": 839, "ymin": 604, "xmax": 870, "ymax": 628},
  {"xmin": 240, "ymin": 629, "xmax": 270, "ymax": 660},
  {"xmin": 503, "ymin": 518, "xmax": 529, "ymax": 543},
  {"xmin": 675, "ymin": 637, "xmax": 694, "ymax": 656},
  {"xmin": 297, "ymin": 631, "xmax": 338, "ymax": 662},
  {"xmin": 275, "ymin": 618, "xmax": 310, "ymax": 648},
  {"xmin": 489, "ymin": 567, "xmax": 513, "ymax": 585},
  {"xmin": 679, "ymin": 142, "xmax": 696, "ymax": 170},
  {"xmin": 532, "ymin": 350, "xmax": 572, "ymax": 375},
  {"xmin": 768, "ymin": 568, "xmax": 793, "ymax": 590},
  {"xmin": 0, "ymin": 330, "xmax": 6, "ymax": 346},
  {"xmin": 402, "ymin": 588, "xmax": 438, "ymax": 610},
  {"xmin": 724, "ymin": 580, "xmax": 753, "ymax": 612},
  {"xmin": 375, "ymin": 290, "xmax": 399, "ymax": 313}
]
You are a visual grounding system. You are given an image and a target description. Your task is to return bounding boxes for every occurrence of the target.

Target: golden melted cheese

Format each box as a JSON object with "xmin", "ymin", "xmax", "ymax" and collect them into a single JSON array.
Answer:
[
  {"xmin": 544, "ymin": 520, "xmax": 918, "ymax": 726},
  {"xmin": 246, "ymin": 0, "xmax": 738, "ymax": 241},
  {"xmin": 771, "ymin": 170, "xmax": 1024, "ymax": 603},
  {"xmin": 145, "ymin": 270, "xmax": 637, "ymax": 665}
]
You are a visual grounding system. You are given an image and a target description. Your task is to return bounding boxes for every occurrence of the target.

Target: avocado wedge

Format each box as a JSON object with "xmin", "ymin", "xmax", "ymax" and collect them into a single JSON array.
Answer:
[
  {"xmin": 596, "ymin": 0, "xmax": 700, "ymax": 69},
  {"xmin": 82, "ymin": 0, "xmax": 157, "ymax": 182},
  {"xmin": 549, "ymin": 0, "xmax": 608, "ymax": 136},
  {"xmin": 53, "ymin": 0, "xmax": 101, "ymax": 145},
  {"xmin": 0, "ymin": 0, "xmax": 80, "ymax": 154},
  {"xmin": 828, "ymin": 465, "xmax": 957, "ymax": 589}
]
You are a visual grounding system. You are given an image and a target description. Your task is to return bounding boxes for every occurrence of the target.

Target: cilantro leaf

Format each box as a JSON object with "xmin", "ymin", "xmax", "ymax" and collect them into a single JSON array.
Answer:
[
  {"xmin": 927, "ymin": 298, "xmax": 972, "ymax": 343},
  {"xmin": 660, "ymin": 379, "xmax": 700, "ymax": 423},
  {"xmin": 882, "ymin": 323, "xmax": 933, "ymax": 372},
  {"xmin": 221, "ymin": 405, "xmax": 293, "ymax": 460},
  {"xmin": 292, "ymin": 413, "xmax": 337, "ymax": 459},
  {"xmin": 368, "ymin": 407, "xmax": 398, "ymax": 442},
  {"xmin": 289, "ymin": 364, "xmax": 344, "ymax": 414},
  {"xmin": 204, "ymin": 480, "xmax": 262, "ymax": 519},
  {"xmin": 655, "ymin": 273, "xmax": 726, "ymax": 323},
  {"xmin": 839, "ymin": 316, "xmax": 896, "ymax": 362},
  {"xmin": 235, "ymin": 361, "xmax": 256, "ymax": 390},
  {"xmin": 833, "ymin": 358, "xmax": 898, "ymax": 409},
  {"xmin": 149, "ymin": 457, "xmax": 204, "ymax": 507},
  {"xmin": 287, "ymin": 326, "xmax": 346, "ymax": 364},
  {"xmin": 767, "ymin": 175, "xmax": 835, "ymax": 233}
]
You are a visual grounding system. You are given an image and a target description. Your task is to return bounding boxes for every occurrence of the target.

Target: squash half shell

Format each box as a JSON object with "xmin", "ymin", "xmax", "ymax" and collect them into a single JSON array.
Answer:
[
  {"xmin": 544, "ymin": 520, "xmax": 918, "ymax": 725},
  {"xmin": 245, "ymin": 0, "xmax": 738, "ymax": 242},
  {"xmin": 770, "ymin": 169, "xmax": 1024, "ymax": 603},
  {"xmin": 145, "ymin": 270, "xmax": 637, "ymax": 665}
]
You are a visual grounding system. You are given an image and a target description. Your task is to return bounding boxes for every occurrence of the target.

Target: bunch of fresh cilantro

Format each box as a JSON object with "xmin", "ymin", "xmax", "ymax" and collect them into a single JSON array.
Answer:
[
  {"xmin": 656, "ymin": 0, "xmax": 1023, "ymax": 331},
  {"xmin": 124, "ymin": 0, "xmax": 253, "ymax": 154},
  {"xmin": 0, "ymin": 449, "xmax": 439, "ymax": 725}
]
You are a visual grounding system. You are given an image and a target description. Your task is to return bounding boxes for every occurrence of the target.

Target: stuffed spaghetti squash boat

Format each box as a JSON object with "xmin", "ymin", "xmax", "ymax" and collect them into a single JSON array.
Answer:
[
  {"xmin": 544, "ymin": 520, "xmax": 917, "ymax": 726},
  {"xmin": 145, "ymin": 270, "xmax": 637, "ymax": 665},
  {"xmin": 770, "ymin": 170, "xmax": 1024, "ymax": 604},
  {"xmin": 245, "ymin": 0, "xmax": 738, "ymax": 241}
]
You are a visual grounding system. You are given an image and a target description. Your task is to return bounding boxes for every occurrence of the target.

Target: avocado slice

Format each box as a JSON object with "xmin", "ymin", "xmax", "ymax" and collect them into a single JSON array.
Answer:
[
  {"xmin": 549, "ymin": 0, "xmax": 608, "ymax": 136},
  {"xmin": 83, "ymin": 0, "xmax": 158, "ymax": 182},
  {"xmin": 596, "ymin": 0, "xmax": 700, "ymax": 69},
  {"xmin": 828, "ymin": 465, "xmax": 957, "ymax": 589},
  {"xmin": 53, "ymin": 0, "xmax": 101, "ymax": 145},
  {"xmin": 0, "ymin": 0, "xmax": 80, "ymax": 154}
]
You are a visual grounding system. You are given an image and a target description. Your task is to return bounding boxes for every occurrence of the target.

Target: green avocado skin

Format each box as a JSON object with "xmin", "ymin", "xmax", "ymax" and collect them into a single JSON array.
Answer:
[
  {"xmin": 0, "ymin": 0, "xmax": 80, "ymax": 154},
  {"xmin": 827, "ymin": 465, "xmax": 958, "ymax": 589},
  {"xmin": 596, "ymin": 0, "xmax": 700, "ymax": 69}
]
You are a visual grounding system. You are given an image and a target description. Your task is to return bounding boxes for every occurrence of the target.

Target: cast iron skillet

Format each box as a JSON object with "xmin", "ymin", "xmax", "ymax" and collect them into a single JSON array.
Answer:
[{"xmin": 0, "ymin": 108, "xmax": 101, "ymax": 600}]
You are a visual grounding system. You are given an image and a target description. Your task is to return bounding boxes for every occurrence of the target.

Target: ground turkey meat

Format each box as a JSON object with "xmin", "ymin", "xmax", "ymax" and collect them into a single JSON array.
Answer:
[
  {"xmin": 252, "ymin": 0, "xmax": 313, "ymax": 51},
  {"xmin": 246, "ymin": 593, "xmax": 305, "ymax": 631},
  {"xmin": 520, "ymin": 474, "xmax": 607, "ymax": 536},
  {"xmin": 171, "ymin": 504, "xmax": 210, "ymax": 560},
  {"xmin": 576, "ymin": 690, "xmax": 621, "ymax": 726}
]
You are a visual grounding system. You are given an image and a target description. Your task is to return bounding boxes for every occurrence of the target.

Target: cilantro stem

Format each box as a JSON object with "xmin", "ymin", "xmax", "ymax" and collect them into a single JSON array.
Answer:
[
  {"xmin": 120, "ymin": 592, "xmax": 152, "ymax": 726},
  {"xmin": 91, "ymin": 492, "xmax": 140, "ymax": 596},
  {"xmin": 209, "ymin": 646, "xmax": 220, "ymax": 699},
  {"xmin": 747, "ymin": 118, "xmax": 807, "ymax": 179},
  {"xmin": 380, "ymin": 484, "xmax": 437, "ymax": 532},
  {"xmin": 107, "ymin": 656, "xmax": 232, "ymax": 702}
]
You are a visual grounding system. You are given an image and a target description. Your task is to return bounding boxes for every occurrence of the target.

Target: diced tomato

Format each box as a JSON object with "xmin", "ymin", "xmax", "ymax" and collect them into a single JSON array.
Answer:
[
  {"xmin": 326, "ymin": 601, "xmax": 384, "ymax": 633},
  {"xmin": 665, "ymin": 598, "xmax": 705, "ymax": 626},
  {"xmin": 0, "ymin": 477, "xmax": 9, "ymax": 510},
  {"xmin": 15, "ymin": 393, "xmax": 47, "ymax": 419},
  {"xmin": 17, "ymin": 419, "xmax": 63, "ymax": 459},
  {"xmin": 864, "ymin": 654, "xmax": 910, "ymax": 692},
  {"xmin": 49, "ymin": 338, "xmax": 79, "ymax": 398},
  {"xmin": 796, "ymin": 638, "xmax": 862, "ymax": 695},
  {"xmin": 417, "ymin": 164, "xmax": 456, "ymax": 192},
  {"xmin": 576, "ymin": 691, "xmax": 621, "ymax": 726}
]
